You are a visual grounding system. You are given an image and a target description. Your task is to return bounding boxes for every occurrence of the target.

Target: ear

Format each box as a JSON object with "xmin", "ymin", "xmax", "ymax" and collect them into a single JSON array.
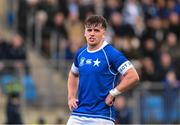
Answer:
[
  {"xmin": 102, "ymin": 30, "xmax": 106, "ymax": 39},
  {"xmin": 103, "ymin": 30, "xmax": 106, "ymax": 35},
  {"xmin": 102, "ymin": 30, "xmax": 106, "ymax": 36},
  {"xmin": 84, "ymin": 30, "xmax": 86, "ymax": 37},
  {"xmin": 102, "ymin": 35, "xmax": 105, "ymax": 40},
  {"xmin": 84, "ymin": 27, "xmax": 87, "ymax": 37}
]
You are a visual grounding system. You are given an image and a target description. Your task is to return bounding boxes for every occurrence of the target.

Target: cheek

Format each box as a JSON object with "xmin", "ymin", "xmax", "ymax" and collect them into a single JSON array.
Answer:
[
  {"xmin": 97, "ymin": 34, "xmax": 103, "ymax": 39},
  {"xmin": 84, "ymin": 32, "xmax": 89, "ymax": 37}
]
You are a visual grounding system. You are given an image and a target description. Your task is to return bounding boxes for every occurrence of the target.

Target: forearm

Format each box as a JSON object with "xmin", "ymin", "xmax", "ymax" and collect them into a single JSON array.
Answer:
[
  {"xmin": 106, "ymin": 68, "xmax": 139, "ymax": 106},
  {"xmin": 68, "ymin": 71, "xmax": 79, "ymax": 100}
]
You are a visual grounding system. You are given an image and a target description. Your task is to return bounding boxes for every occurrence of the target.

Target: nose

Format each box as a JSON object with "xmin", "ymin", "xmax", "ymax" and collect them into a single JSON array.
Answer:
[{"xmin": 89, "ymin": 30, "xmax": 95, "ymax": 36}]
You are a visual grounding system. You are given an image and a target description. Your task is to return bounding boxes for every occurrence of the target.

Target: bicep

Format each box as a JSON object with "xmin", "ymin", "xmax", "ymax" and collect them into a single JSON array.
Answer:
[
  {"xmin": 69, "ymin": 70, "xmax": 79, "ymax": 79},
  {"xmin": 122, "ymin": 67, "xmax": 139, "ymax": 81}
]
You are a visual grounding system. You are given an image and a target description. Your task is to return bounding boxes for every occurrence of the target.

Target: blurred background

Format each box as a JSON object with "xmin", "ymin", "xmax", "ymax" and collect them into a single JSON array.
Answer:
[{"xmin": 0, "ymin": 0, "xmax": 180, "ymax": 124}]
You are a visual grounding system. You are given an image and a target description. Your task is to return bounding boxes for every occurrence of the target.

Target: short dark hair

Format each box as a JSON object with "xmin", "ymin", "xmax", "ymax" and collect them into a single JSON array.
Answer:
[{"xmin": 84, "ymin": 15, "xmax": 107, "ymax": 29}]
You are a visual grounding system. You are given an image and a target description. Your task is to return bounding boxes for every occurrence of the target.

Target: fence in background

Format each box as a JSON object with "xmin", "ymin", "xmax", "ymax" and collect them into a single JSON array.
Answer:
[{"xmin": 0, "ymin": 61, "xmax": 179, "ymax": 124}]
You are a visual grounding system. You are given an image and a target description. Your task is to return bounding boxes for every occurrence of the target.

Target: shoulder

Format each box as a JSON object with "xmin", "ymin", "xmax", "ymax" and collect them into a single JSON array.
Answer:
[
  {"xmin": 103, "ymin": 43, "xmax": 123, "ymax": 56},
  {"xmin": 77, "ymin": 45, "xmax": 87, "ymax": 53},
  {"xmin": 76, "ymin": 45, "xmax": 87, "ymax": 55}
]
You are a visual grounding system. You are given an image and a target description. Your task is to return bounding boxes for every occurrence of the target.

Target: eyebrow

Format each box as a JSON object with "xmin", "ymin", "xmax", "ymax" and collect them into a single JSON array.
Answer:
[
  {"xmin": 86, "ymin": 28, "xmax": 101, "ymax": 31},
  {"xmin": 94, "ymin": 29, "xmax": 100, "ymax": 31}
]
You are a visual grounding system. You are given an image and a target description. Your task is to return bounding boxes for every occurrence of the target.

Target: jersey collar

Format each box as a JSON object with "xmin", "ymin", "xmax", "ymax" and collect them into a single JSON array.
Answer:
[{"xmin": 87, "ymin": 41, "xmax": 109, "ymax": 53}]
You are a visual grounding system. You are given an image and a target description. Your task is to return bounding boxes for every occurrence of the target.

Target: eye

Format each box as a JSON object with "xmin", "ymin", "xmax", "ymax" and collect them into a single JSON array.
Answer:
[
  {"xmin": 87, "ymin": 29, "xmax": 92, "ymax": 32},
  {"xmin": 94, "ymin": 29, "xmax": 100, "ymax": 32}
]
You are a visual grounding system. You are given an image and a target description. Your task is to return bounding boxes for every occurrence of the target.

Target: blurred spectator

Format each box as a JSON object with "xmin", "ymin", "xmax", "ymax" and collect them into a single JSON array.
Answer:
[
  {"xmin": 41, "ymin": 0, "xmax": 68, "ymax": 29},
  {"xmin": 17, "ymin": 0, "xmax": 29, "ymax": 37},
  {"xmin": 156, "ymin": 0, "xmax": 167, "ymax": 18},
  {"xmin": 78, "ymin": 0, "xmax": 95, "ymax": 21},
  {"xmin": 4, "ymin": 78, "xmax": 23, "ymax": 95},
  {"xmin": 52, "ymin": 11, "xmax": 68, "ymax": 39},
  {"xmin": 37, "ymin": 1, "xmax": 64, "ymax": 58},
  {"xmin": 37, "ymin": 117, "xmax": 46, "ymax": 124},
  {"xmin": 122, "ymin": 0, "xmax": 143, "ymax": 30},
  {"xmin": 5, "ymin": 92, "xmax": 23, "ymax": 124},
  {"xmin": 166, "ymin": 0, "xmax": 180, "ymax": 17},
  {"xmin": 50, "ymin": 11, "xmax": 68, "ymax": 59},
  {"xmin": 65, "ymin": 42, "xmax": 78, "ymax": 60},
  {"xmin": 55, "ymin": 117, "xmax": 63, "ymax": 124},
  {"xmin": 8, "ymin": 34, "xmax": 27, "ymax": 74},
  {"xmin": 66, "ymin": 9, "xmax": 84, "ymax": 49},
  {"xmin": 162, "ymin": 70, "xmax": 180, "ymax": 124},
  {"xmin": 141, "ymin": 57, "xmax": 159, "ymax": 82},
  {"xmin": 174, "ymin": 59, "xmax": 180, "ymax": 81},
  {"xmin": 22, "ymin": 72, "xmax": 37, "ymax": 103},
  {"xmin": 110, "ymin": 12, "xmax": 134, "ymax": 38},
  {"xmin": 57, "ymin": 0, "xmax": 69, "ymax": 17},
  {"xmin": 8, "ymin": 34, "xmax": 26, "ymax": 60},
  {"xmin": 141, "ymin": 0, "xmax": 158, "ymax": 20},
  {"xmin": 20, "ymin": 0, "xmax": 40, "ymax": 41},
  {"xmin": 41, "ymin": 10, "xmax": 68, "ymax": 58},
  {"xmin": 141, "ymin": 16, "xmax": 166, "ymax": 45},
  {"xmin": 109, "ymin": 12, "xmax": 140, "ymax": 59},
  {"xmin": 68, "ymin": 0, "xmax": 79, "ymax": 17},
  {"xmin": 161, "ymin": 32, "xmax": 180, "ymax": 61},
  {"xmin": 103, "ymin": 0, "xmax": 123, "ymax": 20},
  {"xmin": 114, "ymin": 95, "xmax": 132, "ymax": 124},
  {"xmin": 0, "ymin": 36, "xmax": 10, "ymax": 60},
  {"xmin": 141, "ymin": 38, "xmax": 159, "ymax": 63},
  {"xmin": 168, "ymin": 11, "xmax": 180, "ymax": 39},
  {"xmin": 157, "ymin": 52, "xmax": 174, "ymax": 81}
]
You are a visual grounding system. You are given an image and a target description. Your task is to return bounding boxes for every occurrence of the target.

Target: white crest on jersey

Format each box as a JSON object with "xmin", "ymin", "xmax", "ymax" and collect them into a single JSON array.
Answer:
[
  {"xmin": 80, "ymin": 57, "xmax": 86, "ymax": 66},
  {"xmin": 86, "ymin": 59, "xmax": 92, "ymax": 64},
  {"xmin": 93, "ymin": 58, "xmax": 101, "ymax": 67}
]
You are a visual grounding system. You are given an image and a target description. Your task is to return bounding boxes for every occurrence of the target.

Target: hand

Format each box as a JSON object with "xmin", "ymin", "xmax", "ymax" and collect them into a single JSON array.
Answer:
[
  {"xmin": 68, "ymin": 98, "xmax": 78, "ymax": 111},
  {"xmin": 105, "ymin": 93, "xmax": 114, "ymax": 106}
]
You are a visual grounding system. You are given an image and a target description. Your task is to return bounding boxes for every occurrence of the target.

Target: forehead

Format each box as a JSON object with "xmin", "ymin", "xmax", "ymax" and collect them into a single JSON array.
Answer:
[{"xmin": 85, "ymin": 24, "xmax": 104, "ymax": 29}]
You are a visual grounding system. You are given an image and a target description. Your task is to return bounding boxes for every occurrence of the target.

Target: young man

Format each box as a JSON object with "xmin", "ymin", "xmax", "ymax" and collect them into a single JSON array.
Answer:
[{"xmin": 67, "ymin": 15, "xmax": 139, "ymax": 125}]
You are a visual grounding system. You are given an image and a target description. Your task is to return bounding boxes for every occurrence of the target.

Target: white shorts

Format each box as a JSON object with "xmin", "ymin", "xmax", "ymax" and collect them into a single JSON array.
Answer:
[{"xmin": 67, "ymin": 115, "xmax": 114, "ymax": 125}]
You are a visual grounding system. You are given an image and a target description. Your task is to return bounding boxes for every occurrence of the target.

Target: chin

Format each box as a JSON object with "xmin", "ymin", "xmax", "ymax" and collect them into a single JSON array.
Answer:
[{"xmin": 88, "ymin": 42, "xmax": 97, "ymax": 46}]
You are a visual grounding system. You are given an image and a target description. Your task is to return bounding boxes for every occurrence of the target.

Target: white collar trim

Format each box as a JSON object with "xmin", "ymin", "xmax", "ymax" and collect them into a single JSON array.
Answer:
[{"xmin": 87, "ymin": 41, "xmax": 109, "ymax": 53}]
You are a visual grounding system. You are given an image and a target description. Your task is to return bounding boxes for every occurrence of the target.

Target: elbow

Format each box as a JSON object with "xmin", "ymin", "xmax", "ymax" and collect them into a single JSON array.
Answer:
[
  {"xmin": 136, "ymin": 75, "xmax": 140, "ymax": 82},
  {"xmin": 133, "ymin": 68, "xmax": 140, "ymax": 83},
  {"xmin": 133, "ymin": 73, "xmax": 140, "ymax": 84}
]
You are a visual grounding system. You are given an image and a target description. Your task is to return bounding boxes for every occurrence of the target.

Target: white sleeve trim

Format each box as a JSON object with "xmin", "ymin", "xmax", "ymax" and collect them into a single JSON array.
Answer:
[
  {"xmin": 71, "ymin": 63, "xmax": 79, "ymax": 74},
  {"xmin": 118, "ymin": 61, "xmax": 134, "ymax": 75}
]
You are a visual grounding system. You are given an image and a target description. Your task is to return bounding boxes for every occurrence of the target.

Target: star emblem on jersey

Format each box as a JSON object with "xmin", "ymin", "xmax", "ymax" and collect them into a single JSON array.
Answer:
[{"xmin": 93, "ymin": 58, "xmax": 101, "ymax": 67}]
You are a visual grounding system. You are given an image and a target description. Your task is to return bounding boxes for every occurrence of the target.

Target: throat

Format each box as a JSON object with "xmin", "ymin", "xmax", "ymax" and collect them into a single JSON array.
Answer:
[{"xmin": 88, "ymin": 41, "xmax": 103, "ymax": 51}]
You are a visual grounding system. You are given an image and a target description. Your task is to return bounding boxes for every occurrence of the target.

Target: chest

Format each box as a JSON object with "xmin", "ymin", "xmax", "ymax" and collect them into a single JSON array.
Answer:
[{"xmin": 78, "ymin": 52, "xmax": 109, "ymax": 74}]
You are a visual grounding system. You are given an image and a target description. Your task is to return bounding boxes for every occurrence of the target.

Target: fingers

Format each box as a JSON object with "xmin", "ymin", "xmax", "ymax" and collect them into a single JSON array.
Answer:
[
  {"xmin": 72, "ymin": 99, "xmax": 78, "ymax": 110},
  {"xmin": 105, "ymin": 99, "xmax": 113, "ymax": 106},
  {"xmin": 108, "ymin": 101, "xmax": 113, "ymax": 106},
  {"xmin": 105, "ymin": 94, "xmax": 114, "ymax": 106},
  {"xmin": 69, "ymin": 99, "xmax": 78, "ymax": 111},
  {"xmin": 69, "ymin": 102, "xmax": 76, "ymax": 111}
]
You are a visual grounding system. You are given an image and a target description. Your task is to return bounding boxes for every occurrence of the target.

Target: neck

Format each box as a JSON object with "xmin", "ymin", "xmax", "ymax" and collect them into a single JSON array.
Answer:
[{"xmin": 88, "ymin": 40, "xmax": 104, "ymax": 51}]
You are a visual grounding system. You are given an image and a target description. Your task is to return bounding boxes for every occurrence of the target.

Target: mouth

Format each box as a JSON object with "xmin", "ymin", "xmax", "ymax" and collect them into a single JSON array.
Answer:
[{"xmin": 89, "ymin": 37, "xmax": 95, "ymax": 42}]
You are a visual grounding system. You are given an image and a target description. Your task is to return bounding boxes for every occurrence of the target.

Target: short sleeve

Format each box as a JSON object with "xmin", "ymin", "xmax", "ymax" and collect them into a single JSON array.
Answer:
[
  {"xmin": 70, "ymin": 46, "xmax": 87, "ymax": 74},
  {"xmin": 71, "ymin": 51, "xmax": 79, "ymax": 74},
  {"xmin": 109, "ymin": 48, "xmax": 134, "ymax": 75},
  {"xmin": 71, "ymin": 63, "xmax": 79, "ymax": 74}
]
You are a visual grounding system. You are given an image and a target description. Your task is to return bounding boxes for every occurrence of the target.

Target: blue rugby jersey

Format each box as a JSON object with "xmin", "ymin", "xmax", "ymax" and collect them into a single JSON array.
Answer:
[{"xmin": 71, "ymin": 41, "xmax": 134, "ymax": 122}]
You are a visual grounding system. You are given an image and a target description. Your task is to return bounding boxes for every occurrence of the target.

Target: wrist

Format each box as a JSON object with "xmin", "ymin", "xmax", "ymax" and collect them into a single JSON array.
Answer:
[
  {"xmin": 68, "ymin": 96, "xmax": 75, "ymax": 100},
  {"xmin": 109, "ymin": 88, "xmax": 122, "ymax": 97}
]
